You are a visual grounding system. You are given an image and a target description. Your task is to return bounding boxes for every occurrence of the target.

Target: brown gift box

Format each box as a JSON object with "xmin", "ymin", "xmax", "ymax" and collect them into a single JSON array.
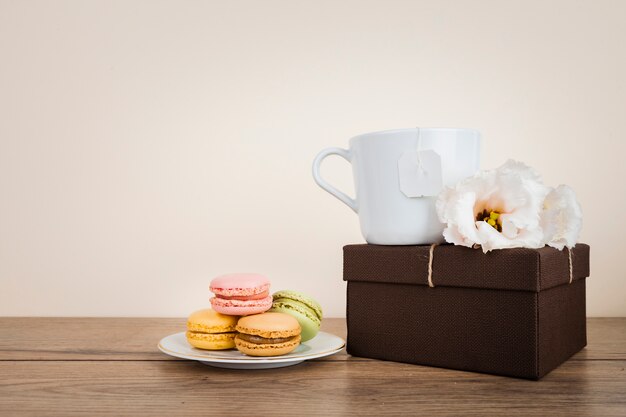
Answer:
[{"xmin": 343, "ymin": 243, "xmax": 590, "ymax": 379}]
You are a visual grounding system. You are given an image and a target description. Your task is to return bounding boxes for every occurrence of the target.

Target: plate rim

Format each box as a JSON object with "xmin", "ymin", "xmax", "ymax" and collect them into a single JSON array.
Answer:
[{"xmin": 158, "ymin": 331, "xmax": 345, "ymax": 363}]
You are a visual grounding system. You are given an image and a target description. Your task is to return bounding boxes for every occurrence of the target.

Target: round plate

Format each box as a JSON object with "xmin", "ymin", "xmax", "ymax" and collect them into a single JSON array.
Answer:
[{"xmin": 158, "ymin": 331, "xmax": 345, "ymax": 369}]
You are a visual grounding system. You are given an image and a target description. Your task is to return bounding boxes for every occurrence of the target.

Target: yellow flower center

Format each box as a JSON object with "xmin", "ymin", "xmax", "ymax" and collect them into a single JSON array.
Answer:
[{"xmin": 476, "ymin": 209, "xmax": 502, "ymax": 232}]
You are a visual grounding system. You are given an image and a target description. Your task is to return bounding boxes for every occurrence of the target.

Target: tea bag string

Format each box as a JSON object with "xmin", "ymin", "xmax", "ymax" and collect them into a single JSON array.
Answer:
[
  {"xmin": 427, "ymin": 243, "xmax": 438, "ymax": 288},
  {"xmin": 567, "ymin": 247, "xmax": 574, "ymax": 284},
  {"xmin": 415, "ymin": 127, "xmax": 426, "ymax": 174}
]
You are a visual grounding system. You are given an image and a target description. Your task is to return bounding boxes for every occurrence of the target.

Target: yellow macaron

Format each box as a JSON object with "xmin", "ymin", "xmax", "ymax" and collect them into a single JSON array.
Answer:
[{"xmin": 186, "ymin": 309, "xmax": 239, "ymax": 350}]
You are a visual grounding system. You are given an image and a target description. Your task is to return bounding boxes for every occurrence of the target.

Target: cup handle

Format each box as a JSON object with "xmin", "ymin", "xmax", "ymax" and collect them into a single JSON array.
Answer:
[{"xmin": 312, "ymin": 147, "xmax": 358, "ymax": 213}]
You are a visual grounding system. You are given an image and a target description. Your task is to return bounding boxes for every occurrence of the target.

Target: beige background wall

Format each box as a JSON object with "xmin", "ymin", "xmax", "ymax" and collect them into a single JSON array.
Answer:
[{"xmin": 1, "ymin": 0, "xmax": 624, "ymax": 317}]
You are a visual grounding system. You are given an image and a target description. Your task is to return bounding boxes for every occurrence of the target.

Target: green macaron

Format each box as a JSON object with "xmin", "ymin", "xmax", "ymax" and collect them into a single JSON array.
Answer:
[{"xmin": 269, "ymin": 290, "xmax": 322, "ymax": 342}]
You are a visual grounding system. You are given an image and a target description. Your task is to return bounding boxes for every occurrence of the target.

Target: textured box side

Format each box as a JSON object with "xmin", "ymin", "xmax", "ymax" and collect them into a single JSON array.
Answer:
[
  {"xmin": 537, "ymin": 278, "xmax": 587, "ymax": 378},
  {"xmin": 346, "ymin": 281, "xmax": 539, "ymax": 379}
]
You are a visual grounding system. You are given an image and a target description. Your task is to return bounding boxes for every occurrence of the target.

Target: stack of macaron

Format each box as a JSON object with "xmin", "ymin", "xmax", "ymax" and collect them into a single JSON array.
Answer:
[{"xmin": 185, "ymin": 273, "xmax": 323, "ymax": 357}]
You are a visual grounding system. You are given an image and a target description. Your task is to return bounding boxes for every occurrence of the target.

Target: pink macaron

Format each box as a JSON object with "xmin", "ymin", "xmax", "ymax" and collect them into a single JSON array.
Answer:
[{"xmin": 209, "ymin": 273, "xmax": 272, "ymax": 316}]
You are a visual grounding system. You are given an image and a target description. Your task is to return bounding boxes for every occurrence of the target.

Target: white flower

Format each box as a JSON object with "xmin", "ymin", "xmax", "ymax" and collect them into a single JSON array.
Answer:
[
  {"xmin": 541, "ymin": 185, "xmax": 582, "ymax": 250},
  {"xmin": 436, "ymin": 160, "xmax": 551, "ymax": 252}
]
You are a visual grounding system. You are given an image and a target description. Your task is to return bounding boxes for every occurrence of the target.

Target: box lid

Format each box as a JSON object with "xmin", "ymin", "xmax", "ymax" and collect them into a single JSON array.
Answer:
[{"xmin": 343, "ymin": 243, "xmax": 590, "ymax": 292}]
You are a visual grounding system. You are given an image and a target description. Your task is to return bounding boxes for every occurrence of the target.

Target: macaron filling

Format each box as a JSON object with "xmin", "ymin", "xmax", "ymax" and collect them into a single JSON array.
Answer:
[
  {"xmin": 210, "ymin": 282, "xmax": 271, "ymax": 298},
  {"xmin": 187, "ymin": 331, "xmax": 237, "ymax": 337},
  {"xmin": 214, "ymin": 289, "xmax": 270, "ymax": 301},
  {"xmin": 272, "ymin": 299, "xmax": 321, "ymax": 326},
  {"xmin": 210, "ymin": 296, "xmax": 273, "ymax": 307},
  {"xmin": 237, "ymin": 333, "xmax": 298, "ymax": 345}
]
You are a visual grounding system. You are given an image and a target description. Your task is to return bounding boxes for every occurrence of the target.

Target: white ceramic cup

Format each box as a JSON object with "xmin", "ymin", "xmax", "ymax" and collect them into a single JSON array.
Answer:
[{"xmin": 312, "ymin": 128, "xmax": 481, "ymax": 245}]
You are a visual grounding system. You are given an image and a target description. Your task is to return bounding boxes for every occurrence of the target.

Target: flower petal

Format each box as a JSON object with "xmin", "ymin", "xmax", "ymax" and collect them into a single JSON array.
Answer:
[{"xmin": 541, "ymin": 185, "xmax": 583, "ymax": 249}]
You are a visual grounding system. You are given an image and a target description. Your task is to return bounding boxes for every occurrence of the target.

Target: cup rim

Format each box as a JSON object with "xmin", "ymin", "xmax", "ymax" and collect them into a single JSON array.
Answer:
[{"xmin": 349, "ymin": 127, "xmax": 480, "ymax": 143}]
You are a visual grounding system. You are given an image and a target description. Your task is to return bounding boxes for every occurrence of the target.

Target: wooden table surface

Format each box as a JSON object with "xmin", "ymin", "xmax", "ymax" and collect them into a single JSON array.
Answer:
[{"xmin": 1, "ymin": 318, "xmax": 625, "ymax": 416}]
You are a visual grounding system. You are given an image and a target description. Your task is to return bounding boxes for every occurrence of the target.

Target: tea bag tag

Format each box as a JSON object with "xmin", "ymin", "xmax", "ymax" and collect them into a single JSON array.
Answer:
[{"xmin": 398, "ymin": 149, "xmax": 443, "ymax": 197}]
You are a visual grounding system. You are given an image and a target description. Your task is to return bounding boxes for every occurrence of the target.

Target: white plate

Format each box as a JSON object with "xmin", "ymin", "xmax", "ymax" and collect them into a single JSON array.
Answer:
[{"xmin": 158, "ymin": 331, "xmax": 345, "ymax": 369}]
